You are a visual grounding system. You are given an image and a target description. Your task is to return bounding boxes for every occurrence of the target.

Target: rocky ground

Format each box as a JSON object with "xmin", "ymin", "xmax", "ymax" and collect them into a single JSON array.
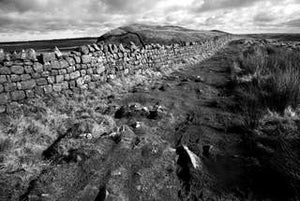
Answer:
[{"xmin": 1, "ymin": 39, "xmax": 299, "ymax": 201}]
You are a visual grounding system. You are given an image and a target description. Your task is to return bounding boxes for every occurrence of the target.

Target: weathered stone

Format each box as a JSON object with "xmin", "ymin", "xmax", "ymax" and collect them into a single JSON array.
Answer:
[
  {"xmin": 0, "ymin": 84, "xmax": 3, "ymax": 93},
  {"xmin": 78, "ymin": 46, "xmax": 89, "ymax": 55},
  {"xmin": 41, "ymin": 52, "xmax": 56, "ymax": 64},
  {"xmin": 33, "ymin": 62, "xmax": 43, "ymax": 73},
  {"xmin": 54, "ymin": 47, "xmax": 62, "ymax": 58},
  {"xmin": 5, "ymin": 53, "xmax": 11, "ymax": 61},
  {"xmin": 18, "ymin": 80, "xmax": 36, "ymax": 90},
  {"xmin": 69, "ymin": 80, "xmax": 76, "ymax": 89},
  {"xmin": 56, "ymin": 75, "xmax": 64, "ymax": 83},
  {"xmin": 31, "ymin": 73, "xmax": 41, "ymax": 79},
  {"xmin": 74, "ymin": 56, "xmax": 81, "ymax": 64},
  {"xmin": 24, "ymin": 66, "xmax": 33, "ymax": 74},
  {"xmin": 25, "ymin": 90, "xmax": 35, "ymax": 98},
  {"xmin": 59, "ymin": 69, "xmax": 67, "ymax": 75},
  {"xmin": 87, "ymin": 68, "xmax": 93, "ymax": 75},
  {"xmin": 0, "ymin": 75, "xmax": 7, "ymax": 83},
  {"xmin": 92, "ymin": 74, "xmax": 101, "ymax": 81},
  {"xmin": 70, "ymin": 71, "xmax": 80, "ymax": 80},
  {"xmin": 27, "ymin": 49, "xmax": 37, "ymax": 61},
  {"xmin": 20, "ymin": 74, "xmax": 31, "ymax": 81},
  {"xmin": 50, "ymin": 61, "xmax": 61, "ymax": 69},
  {"xmin": 51, "ymin": 70, "xmax": 59, "ymax": 76},
  {"xmin": 66, "ymin": 57, "xmax": 75, "ymax": 66},
  {"xmin": 53, "ymin": 83, "xmax": 62, "ymax": 92},
  {"xmin": 93, "ymin": 44, "xmax": 100, "ymax": 51},
  {"xmin": 47, "ymin": 76, "xmax": 55, "ymax": 84},
  {"xmin": 0, "ymin": 93, "xmax": 9, "ymax": 104},
  {"xmin": 11, "ymin": 66, "xmax": 24, "ymax": 74},
  {"xmin": 64, "ymin": 74, "xmax": 70, "ymax": 81},
  {"xmin": 82, "ymin": 55, "xmax": 92, "ymax": 64},
  {"xmin": 41, "ymin": 71, "xmax": 50, "ymax": 77},
  {"xmin": 0, "ymin": 67, "xmax": 11, "ymax": 75},
  {"xmin": 87, "ymin": 45, "xmax": 95, "ymax": 52},
  {"xmin": 36, "ymin": 78, "xmax": 48, "ymax": 86},
  {"xmin": 43, "ymin": 85, "xmax": 53, "ymax": 94},
  {"xmin": 67, "ymin": 66, "xmax": 75, "ymax": 73},
  {"xmin": 60, "ymin": 60, "xmax": 69, "ymax": 68},
  {"xmin": 21, "ymin": 49, "xmax": 27, "ymax": 60},
  {"xmin": 11, "ymin": 90, "xmax": 26, "ymax": 101},
  {"xmin": 10, "ymin": 75, "xmax": 21, "ymax": 82},
  {"xmin": 96, "ymin": 65, "xmax": 105, "ymax": 74},
  {"xmin": 81, "ymin": 70, "xmax": 86, "ymax": 76},
  {"xmin": 0, "ymin": 49, "xmax": 4, "ymax": 62},
  {"xmin": 4, "ymin": 83, "xmax": 17, "ymax": 92}
]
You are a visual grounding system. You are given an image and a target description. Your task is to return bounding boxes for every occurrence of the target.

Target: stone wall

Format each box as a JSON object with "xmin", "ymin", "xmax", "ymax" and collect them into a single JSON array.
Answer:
[{"xmin": 0, "ymin": 35, "xmax": 232, "ymax": 104}]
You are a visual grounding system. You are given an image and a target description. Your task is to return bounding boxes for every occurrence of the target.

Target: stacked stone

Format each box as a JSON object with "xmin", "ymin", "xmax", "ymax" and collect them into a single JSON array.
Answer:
[{"xmin": 0, "ymin": 35, "xmax": 232, "ymax": 105}]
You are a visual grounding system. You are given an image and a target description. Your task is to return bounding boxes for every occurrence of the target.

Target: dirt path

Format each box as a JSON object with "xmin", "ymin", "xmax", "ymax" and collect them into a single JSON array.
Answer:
[{"xmin": 17, "ymin": 41, "xmax": 266, "ymax": 201}]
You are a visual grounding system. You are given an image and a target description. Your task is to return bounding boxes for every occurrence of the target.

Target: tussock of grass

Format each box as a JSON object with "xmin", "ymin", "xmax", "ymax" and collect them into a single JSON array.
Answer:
[{"xmin": 231, "ymin": 43, "xmax": 300, "ymax": 198}]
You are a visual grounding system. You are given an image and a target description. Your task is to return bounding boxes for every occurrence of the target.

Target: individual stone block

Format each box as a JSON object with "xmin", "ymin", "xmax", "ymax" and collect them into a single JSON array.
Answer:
[
  {"xmin": 20, "ymin": 74, "xmax": 31, "ymax": 81},
  {"xmin": 43, "ymin": 85, "xmax": 53, "ymax": 94},
  {"xmin": 4, "ymin": 83, "xmax": 17, "ymax": 92},
  {"xmin": 64, "ymin": 74, "xmax": 70, "ymax": 81},
  {"xmin": 27, "ymin": 49, "xmax": 37, "ymax": 61},
  {"xmin": 11, "ymin": 90, "xmax": 26, "ymax": 101},
  {"xmin": 67, "ymin": 66, "xmax": 75, "ymax": 73},
  {"xmin": 87, "ymin": 68, "xmax": 93, "ymax": 75},
  {"xmin": 80, "ymin": 70, "xmax": 86, "ymax": 76},
  {"xmin": 51, "ymin": 70, "xmax": 59, "ymax": 76},
  {"xmin": 25, "ymin": 90, "xmax": 35, "ymax": 98},
  {"xmin": 70, "ymin": 71, "xmax": 80, "ymax": 80},
  {"xmin": 33, "ymin": 62, "xmax": 43, "ymax": 73},
  {"xmin": 53, "ymin": 83, "xmax": 62, "ymax": 92},
  {"xmin": 58, "ymin": 69, "xmax": 67, "ymax": 75},
  {"xmin": 10, "ymin": 75, "xmax": 21, "ymax": 82},
  {"xmin": 17, "ymin": 80, "xmax": 36, "ymax": 90},
  {"xmin": 47, "ymin": 76, "xmax": 55, "ymax": 84},
  {"xmin": 0, "ymin": 67, "xmax": 11, "ymax": 75},
  {"xmin": 60, "ymin": 60, "xmax": 69, "ymax": 68},
  {"xmin": 0, "ymin": 93, "xmax": 9, "ymax": 104},
  {"xmin": 65, "ymin": 57, "xmax": 75, "ymax": 66},
  {"xmin": 41, "ymin": 71, "xmax": 50, "ymax": 77},
  {"xmin": 11, "ymin": 66, "xmax": 24, "ymax": 74},
  {"xmin": 36, "ymin": 78, "xmax": 48, "ymax": 86},
  {"xmin": 78, "ymin": 46, "xmax": 89, "ymax": 55},
  {"xmin": 0, "ymin": 84, "xmax": 3, "ymax": 93},
  {"xmin": 24, "ymin": 66, "xmax": 33, "ymax": 74},
  {"xmin": 41, "ymin": 52, "xmax": 56, "ymax": 64},
  {"xmin": 56, "ymin": 75, "xmax": 64, "ymax": 83},
  {"xmin": 31, "ymin": 73, "xmax": 41, "ymax": 79},
  {"xmin": 51, "ymin": 61, "xmax": 61, "ymax": 69},
  {"xmin": 74, "ymin": 56, "xmax": 81, "ymax": 64},
  {"xmin": 81, "ymin": 55, "xmax": 91, "ymax": 64},
  {"xmin": 0, "ymin": 75, "xmax": 7, "ymax": 83}
]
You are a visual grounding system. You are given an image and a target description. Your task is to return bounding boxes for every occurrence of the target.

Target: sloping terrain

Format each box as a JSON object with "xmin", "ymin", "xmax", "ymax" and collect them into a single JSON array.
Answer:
[
  {"xmin": 97, "ymin": 24, "xmax": 228, "ymax": 47},
  {"xmin": 1, "ymin": 25, "xmax": 300, "ymax": 201}
]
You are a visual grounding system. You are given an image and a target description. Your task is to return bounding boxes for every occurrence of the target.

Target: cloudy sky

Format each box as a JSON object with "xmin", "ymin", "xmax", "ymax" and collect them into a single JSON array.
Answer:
[{"xmin": 0, "ymin": 0, "xmax": 299, "ymax": 42}]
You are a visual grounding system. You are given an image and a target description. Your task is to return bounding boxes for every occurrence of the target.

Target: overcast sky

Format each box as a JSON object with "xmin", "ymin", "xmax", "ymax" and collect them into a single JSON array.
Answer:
[{"xmin": 0, "ymin": 0, "xmax": 299, "ymax": 42}]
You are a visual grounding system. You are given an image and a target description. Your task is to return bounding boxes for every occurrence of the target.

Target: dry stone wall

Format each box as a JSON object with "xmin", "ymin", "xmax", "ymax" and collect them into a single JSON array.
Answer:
[{"xmin": 0, "ymin": 35, "xmax": 232, "ymax": 104}]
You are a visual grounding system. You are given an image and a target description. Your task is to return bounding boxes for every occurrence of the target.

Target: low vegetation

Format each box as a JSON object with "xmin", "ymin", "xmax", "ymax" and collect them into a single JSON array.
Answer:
[{"xmin": 230, "ymin": 42, "xmax": 300, "ymax": 199}]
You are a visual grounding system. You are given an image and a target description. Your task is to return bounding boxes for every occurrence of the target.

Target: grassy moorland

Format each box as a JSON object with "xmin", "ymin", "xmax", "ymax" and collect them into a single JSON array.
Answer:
[
  {"xmin": 0, "ymin": 37, "xmax": 97, "ymax": 53},
  {"xmin": 228, "ymin": 40, "xmax": 300, "ymax": 199}
]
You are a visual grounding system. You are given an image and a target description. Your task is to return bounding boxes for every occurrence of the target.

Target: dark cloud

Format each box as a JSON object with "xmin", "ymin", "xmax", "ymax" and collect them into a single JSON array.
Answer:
[{"xmin": 285, "ymin": 19, "xmax": 300, "ymax": 27}]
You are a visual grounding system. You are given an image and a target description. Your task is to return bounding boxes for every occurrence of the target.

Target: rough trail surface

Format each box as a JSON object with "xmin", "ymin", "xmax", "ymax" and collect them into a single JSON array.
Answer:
[{"xmin": 3, "ymin": 40, "xmax": 292, "ymax": 201}]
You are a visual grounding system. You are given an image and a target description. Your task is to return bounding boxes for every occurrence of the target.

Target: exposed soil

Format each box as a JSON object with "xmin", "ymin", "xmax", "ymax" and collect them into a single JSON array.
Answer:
[{"xmin": 1, "ymin": 40, "xmax": 298, "ymax": 201}]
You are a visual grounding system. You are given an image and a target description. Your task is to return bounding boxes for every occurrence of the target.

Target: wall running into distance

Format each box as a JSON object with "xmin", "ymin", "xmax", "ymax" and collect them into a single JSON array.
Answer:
[{"xmin": 0, "ymin": 35, "xmax": 232, "ymax": 104}]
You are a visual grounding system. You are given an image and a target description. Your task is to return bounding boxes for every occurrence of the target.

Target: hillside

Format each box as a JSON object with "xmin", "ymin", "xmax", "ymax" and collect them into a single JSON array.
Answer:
[{"xmin": 97, "ymin": 24, "xmax": 229, "ymax": 47}]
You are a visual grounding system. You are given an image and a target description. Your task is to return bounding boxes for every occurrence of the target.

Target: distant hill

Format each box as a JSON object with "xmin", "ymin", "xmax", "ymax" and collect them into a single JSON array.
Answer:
[
  {"xmin": 97, "ymin": 24, "xmax": 230, "ymax": 47},
  {"xmin": 0, "ymin": 37, "xmax": 97, "ymax": 53}
]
